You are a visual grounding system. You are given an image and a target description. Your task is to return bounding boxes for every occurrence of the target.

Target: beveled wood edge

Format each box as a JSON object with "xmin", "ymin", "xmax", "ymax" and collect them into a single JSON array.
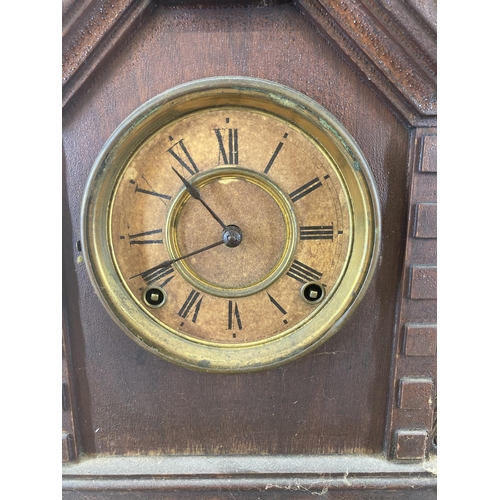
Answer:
[
  {"xmin": 360, "ymin": 0, "xmax": 436, "ymax": 79},
  {"xmin": 405, "ymin": 0, "xmax": 436, "ymax": 33},
  {"xmin": 63, "ymin": 0, "xmax": 136, "ymax": 83},
  {"xmin": 62, "ymin": 0, "xmax": 153, "ymax": 109},
  {"xmin": 63, "ymin": 0, "xmax": 94, "ymax": 36},
  {"xmin": 62, "ymin": 454, "xmax": 437, "ymax": 491},
  {"xmin": 62, "ymin": 147, "xmax": 82, "ymax": 462},
  {"xmin": 295, "ymin": 0, "xmax": 436, "ymax": 126}
]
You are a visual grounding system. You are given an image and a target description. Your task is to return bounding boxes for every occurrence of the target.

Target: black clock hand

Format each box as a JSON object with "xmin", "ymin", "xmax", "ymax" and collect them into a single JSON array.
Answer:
[
  {"xmin": 172, "ymin": 167, "xmax": 227, "ymax": 229},
  {"xmin": 129, "ymin": 238, "xmax": 225, "ymax": 281}
]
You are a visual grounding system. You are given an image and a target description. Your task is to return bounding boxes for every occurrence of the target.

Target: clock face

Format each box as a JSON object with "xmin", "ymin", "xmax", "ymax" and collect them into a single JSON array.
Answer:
[{"xmin": 82, "ymin": 77, "xmax": 380, "ymax": 372}]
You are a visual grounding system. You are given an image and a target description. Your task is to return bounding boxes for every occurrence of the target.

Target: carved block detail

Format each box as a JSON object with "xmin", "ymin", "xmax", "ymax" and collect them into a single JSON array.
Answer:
[
  {"xmin": 409, "ymin": 265, "xmax": 437, "ymax": 299},
  {"xmin": 413, "ymin": 203, "xmax": 437, "ymax": 238},
  {"xmin": 62, "ymin": 382, "xmax": 69, "ymax": 412},
  {"xmin": 398, "ymin": 377, "xmax": 433, "ymax": 409},
  {"xmin": 403, "ymin": 324, "xmax": 437, "ymax": 356},
  {"xmin": 62, "ymin": 432, "xmax": 76, "ymax": 462},
  {"xmin": 387, "ymin": 127, "xmax": 437, "ymax": 460},
  {"xmin": 394, "ymin": 429, "xmax": 428, "ymax": 460},
  {"xmin": 418, "ymin": 135, "xmax": 437, "ymax": 172}
]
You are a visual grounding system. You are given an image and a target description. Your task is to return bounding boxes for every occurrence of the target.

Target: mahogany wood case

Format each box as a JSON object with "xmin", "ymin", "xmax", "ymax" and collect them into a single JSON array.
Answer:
[{"xmin": 62, "ymin": 0, "xmax": 437, "ymax": 497}]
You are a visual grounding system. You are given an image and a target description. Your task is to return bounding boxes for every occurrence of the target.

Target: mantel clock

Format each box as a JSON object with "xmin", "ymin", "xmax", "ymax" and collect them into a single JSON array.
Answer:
[{"xmin": 81, "ymin": 77, "xmax": 381, "ymax": 373}]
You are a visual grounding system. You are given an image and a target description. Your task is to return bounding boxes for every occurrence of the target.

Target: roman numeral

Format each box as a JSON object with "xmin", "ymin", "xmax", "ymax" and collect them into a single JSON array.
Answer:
[
  {"xmin": 134, "ymin": 184, "xmax": 171, "ymax": 201},
  {"xmin": 128, "ymin": 228, "xmax": 163, "ymax": 245},
  {"xmin": 215, "ymin": 128, "xmax": 239, "ymax": 164},
  {"xmin": 286, "ymin": 259, "xmax": 323, "ymax": 284},
  {"xmin": 144, "ymin": 266, "xmax": 174, "ymax": 287},
  {"xmin": 264, "ymin": 141, "xmax": 284, "ymax": 174},
  {"xmin": 228, "ymin": 300, "xmax": 243, "ymax": 330},
  {"xmin": 299, "ymin": 225, "xmax": 334, "ymax": 240},
  {"xmin": 135, "ymin": 264, "xmax": 174, "ymax": 288},
  {"xmin": 178, "ymin": 290, "xmax": 203, "ymax": 323},
  {"xmin": 167, "ymin": 139, "xmax": 199, "ymax": 176},
  {"xmin": 289, "ymin": 177, "xmax": 323, "ymax": 203},
  {"xmin": 267, "ymin": 292, "xmax": 289, "ymax": 324}
]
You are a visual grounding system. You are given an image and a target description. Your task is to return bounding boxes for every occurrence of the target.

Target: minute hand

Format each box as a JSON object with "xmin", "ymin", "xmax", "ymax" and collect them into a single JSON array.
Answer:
[
  {"xmin": 129, "ymin": 239, "xmax": 225, "ymax": 280},
  {"xmin": 172, "ymin": 167, "xmax": 227, "ymax": 229}
]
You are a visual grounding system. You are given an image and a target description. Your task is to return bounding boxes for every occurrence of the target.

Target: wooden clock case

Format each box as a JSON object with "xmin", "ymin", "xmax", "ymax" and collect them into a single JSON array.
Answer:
[{"xmin": 62, "ymin": 1, "xmax": 437, "ymax": 498}]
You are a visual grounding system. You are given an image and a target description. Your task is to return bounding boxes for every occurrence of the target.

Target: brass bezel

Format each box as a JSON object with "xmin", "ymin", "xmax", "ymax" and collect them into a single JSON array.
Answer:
[{"xmin": 81, "ymin": 76, "xmax": 381, "ymax": 373}]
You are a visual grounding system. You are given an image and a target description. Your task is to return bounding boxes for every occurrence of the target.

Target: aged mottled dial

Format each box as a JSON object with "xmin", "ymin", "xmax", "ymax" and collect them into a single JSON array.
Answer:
[{"xmin": 82, "ymin": 77, "xmax": 380, "ymax": 372}]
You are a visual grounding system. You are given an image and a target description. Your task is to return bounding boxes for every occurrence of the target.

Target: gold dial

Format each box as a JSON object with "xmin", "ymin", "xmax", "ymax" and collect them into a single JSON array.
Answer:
[{"xmin": 82, "ymin": 77, "xmax": 380, "ymax": 372}]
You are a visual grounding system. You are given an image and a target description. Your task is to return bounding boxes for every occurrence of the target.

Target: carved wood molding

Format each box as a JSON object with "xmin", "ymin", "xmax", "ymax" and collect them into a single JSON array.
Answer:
[
  {"xmin": 62, "ymin": 0, "xmax": 153, "ymax": 108},
  {"xmin": 364, "ymin": 0, "xmax": 436, "ymax": 77},
  {"xmin": 62, "ymin": 0, "xmax": 437, "ymax": 125},
  {"xmin": 295, "ymin": 0, "xmax": 436, "ymax": 126},
  {"xmin": 63, "ymin": 454, "xmax": 437, "ymax": 495}
]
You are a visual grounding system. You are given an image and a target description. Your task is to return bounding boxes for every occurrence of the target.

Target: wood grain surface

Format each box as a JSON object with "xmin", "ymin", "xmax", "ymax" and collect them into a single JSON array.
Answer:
[
  {"xmin": 62, "ymin": 8, "xmax": 437, "ymax": 498},
  {"xmin": 63, "ymin": 1, "xmax": 412, "ymax": 458}
]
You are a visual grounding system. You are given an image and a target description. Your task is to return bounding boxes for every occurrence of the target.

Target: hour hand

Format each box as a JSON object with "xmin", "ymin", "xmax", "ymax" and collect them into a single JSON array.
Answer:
[{"xmin": 172, "ymin": 167, "xmax": 227, "ymax": 229}]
